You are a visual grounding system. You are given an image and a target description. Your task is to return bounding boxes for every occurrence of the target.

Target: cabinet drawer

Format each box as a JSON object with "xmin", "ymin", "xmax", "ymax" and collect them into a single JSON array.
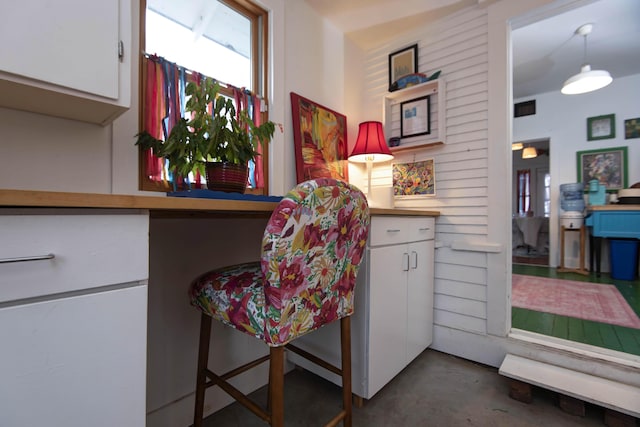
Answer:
[
  {"xmin": 369, "ymin": 216, "xmax": 435, "ymax": 247},
  {"xmin": 0, "ymin": 212, "xmax": 149, "ymax": 303}
]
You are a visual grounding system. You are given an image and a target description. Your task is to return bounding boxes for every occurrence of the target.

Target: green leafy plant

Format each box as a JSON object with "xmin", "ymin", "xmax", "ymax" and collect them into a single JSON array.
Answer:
[{"xmin": 135, "ymin": 78, "xmax": 276, "ymax": 185}]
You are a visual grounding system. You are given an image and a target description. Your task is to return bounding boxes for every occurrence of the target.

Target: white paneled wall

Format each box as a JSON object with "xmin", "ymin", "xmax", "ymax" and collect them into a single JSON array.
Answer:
[{"xmin": 360, "ymin": 7, "xmax": 490, "ymax": 337}]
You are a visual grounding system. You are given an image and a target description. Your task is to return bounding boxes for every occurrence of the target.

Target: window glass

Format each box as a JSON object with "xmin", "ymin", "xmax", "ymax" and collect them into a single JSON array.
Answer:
[
  {"xmin": 145, "ymin": 0, "xmax": 251, "ymax": 89},
  {"xmin": 543, "ymin": 172, "xmax": 551, "ymax": 217},
  {"xmin": 139, "ymin": 0, "xmax": 269, "ymax": 193}
]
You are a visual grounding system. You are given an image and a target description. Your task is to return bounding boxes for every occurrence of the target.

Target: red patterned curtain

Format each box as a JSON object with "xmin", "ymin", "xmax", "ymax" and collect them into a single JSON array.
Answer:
[
  {"xmin": 141, "ymin": 55, "xmax": 265, "ymax": 191},
  {"xmin": 143, "ymin": 56, "xmax": 165, "ymax": 183}
]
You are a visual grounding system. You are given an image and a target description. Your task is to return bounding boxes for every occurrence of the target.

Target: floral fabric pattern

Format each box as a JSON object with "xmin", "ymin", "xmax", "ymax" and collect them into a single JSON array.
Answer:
[{"xmin": 190, "ymin": 178, "xmax": 370, "ymax": 346}]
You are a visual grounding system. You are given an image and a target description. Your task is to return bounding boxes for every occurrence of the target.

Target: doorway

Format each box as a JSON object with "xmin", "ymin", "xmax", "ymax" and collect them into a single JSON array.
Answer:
[
  {"xmin": 512, "ymin": 139, "xmax": 550, "ymax": 266},
  {"xmin": 508, "ymin": 1, "xmax": 640, "ymax": 356}
]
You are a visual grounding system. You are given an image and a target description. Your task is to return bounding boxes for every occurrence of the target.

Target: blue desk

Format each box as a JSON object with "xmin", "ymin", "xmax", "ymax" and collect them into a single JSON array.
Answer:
[{"xmin": 584, "ymin": 206, "xmax": 640, "ymax": 275}]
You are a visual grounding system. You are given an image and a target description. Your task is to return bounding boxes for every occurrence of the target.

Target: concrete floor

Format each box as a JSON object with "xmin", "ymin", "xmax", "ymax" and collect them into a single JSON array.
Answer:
[{"xmin": 201, "ymin": 349, "xmax": 614, "ymax": 426}]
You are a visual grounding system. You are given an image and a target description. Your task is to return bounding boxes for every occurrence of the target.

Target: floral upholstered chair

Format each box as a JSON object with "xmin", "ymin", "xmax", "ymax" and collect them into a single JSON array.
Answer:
[{"xmin": 189, "ymin": 178, "xmax": 370, "ymax": 427}]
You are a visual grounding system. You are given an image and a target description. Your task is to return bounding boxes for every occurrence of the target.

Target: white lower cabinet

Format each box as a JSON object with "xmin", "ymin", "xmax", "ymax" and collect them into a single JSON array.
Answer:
[
  {"xmin": 0, "ymin": 210, "xmax": 149, "ymax": 427},
  {"xmin": 289, "ymin": 215, "xmax": 435, "ymax": 399},
  {"xmin": 0, "ymin": 286, "xmax": 147, "ymax": 427}
]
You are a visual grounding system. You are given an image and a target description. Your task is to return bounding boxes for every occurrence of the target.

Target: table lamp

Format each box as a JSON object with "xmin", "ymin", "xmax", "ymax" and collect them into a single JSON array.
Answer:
[{"xmin": 348, "ymin": 121, "xmax": 394, "ymax": 197}]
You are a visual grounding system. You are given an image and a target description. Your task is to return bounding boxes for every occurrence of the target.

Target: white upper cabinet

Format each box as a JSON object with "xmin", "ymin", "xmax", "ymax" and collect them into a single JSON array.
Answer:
[{"xmin": 0, "ymin": 0, "xmax": 131, "ymax": 125}]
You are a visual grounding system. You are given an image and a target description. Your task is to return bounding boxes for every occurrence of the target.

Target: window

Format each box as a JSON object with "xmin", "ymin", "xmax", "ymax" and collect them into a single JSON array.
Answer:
[
  {"xmin": 139, "ymin": 0, "xmax": 269, "ymax": 194},
  {"xmin": 542, "ymin": 172, "xmax": 550, "ymax": 217},
  {"xmin": 516, "ymin": 169, "xmax": 531, "ymax": 215}
]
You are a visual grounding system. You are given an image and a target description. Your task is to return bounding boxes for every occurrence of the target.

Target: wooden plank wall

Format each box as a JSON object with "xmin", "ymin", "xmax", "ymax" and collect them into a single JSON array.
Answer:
[{"xmin": 362, "ymin": 6, "xmax": 490, "ymax": 336}]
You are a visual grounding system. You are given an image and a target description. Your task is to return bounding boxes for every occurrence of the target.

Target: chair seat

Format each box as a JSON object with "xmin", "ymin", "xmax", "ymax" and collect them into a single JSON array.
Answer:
[{"xmin": 190, "ymin": 262, "xmax": 268, "ymax": 342}]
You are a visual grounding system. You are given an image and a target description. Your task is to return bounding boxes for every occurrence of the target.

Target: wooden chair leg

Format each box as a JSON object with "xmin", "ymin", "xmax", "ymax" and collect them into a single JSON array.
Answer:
[
  {"xmin": 341, "ymin": 316, "xmax": 353, "ymax": 427},
  {"xmin": 269, "ymin": 346, "xmax": 285, "ymax": 427},
  {"xmin": 193, "ymin": 314, "xmax": 212, "ymax": 427}
]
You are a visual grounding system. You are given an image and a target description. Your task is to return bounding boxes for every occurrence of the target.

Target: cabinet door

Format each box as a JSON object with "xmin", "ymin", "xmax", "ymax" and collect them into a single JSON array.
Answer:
[
  {"xmin": 0, "ymin": 0, "xmax": 119, "ymax": 99},
  {"xmin": 0, "ymin": 0, "xmax": 131, "ymax": 124},
  {"xmin": 0, "ymin": 285, "xmax": 147, "ymax": 427},
  {"xmin": 406, "ymin": 239, "xmax": 435, "ymax": 362},
  {"xmin": 368, "ymin": 244, "xmax": 408, "ymax": 397}
]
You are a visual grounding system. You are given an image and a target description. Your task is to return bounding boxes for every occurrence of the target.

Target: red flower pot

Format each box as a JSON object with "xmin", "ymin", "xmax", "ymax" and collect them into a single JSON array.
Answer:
[{"xmin": 205, "ymin": 162, "xmax": 248, "ymax": 193}]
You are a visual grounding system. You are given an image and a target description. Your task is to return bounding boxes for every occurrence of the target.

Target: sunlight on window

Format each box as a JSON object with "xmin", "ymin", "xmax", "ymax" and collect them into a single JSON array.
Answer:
[
  {"xmin": 145, "ymin": 9, "xmax": 250, "ymax": 89},
  {"xmin": 543, "ymin": 172, "xmax": 551, "ymax": 217}
]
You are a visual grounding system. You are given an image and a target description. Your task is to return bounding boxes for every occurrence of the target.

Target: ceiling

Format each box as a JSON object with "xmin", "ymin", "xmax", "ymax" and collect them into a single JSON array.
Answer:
[{"xmin": 305, "ymin": 0, "xmax": 640, "ymax": 98}]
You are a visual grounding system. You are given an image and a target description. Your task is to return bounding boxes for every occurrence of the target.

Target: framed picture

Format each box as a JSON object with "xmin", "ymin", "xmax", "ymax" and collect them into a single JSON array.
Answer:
[
  {"xmin": 290, "ymin": 92, "xmax": 349, "ymax": 184},
  {"xmin": 388, "ymin": 44, "xmax": 418, "ymax": 90},
  {"xmin": 400, "ymin": 95, "xmax": 431, "ymax": 138},
  {"xmin": 587, "ymin": 114, "xmax": 615, "ymax": 141},
  {"xmin": 576, "ymin": 146, "xmax": 628, "ymax": 191},
  {"xmin": 392, "ymin": 159, "xmax": 435, "ymax": 197},
  {"xmin": 624, "ymin": 117, "xmax": 640, "ymax": 139}
]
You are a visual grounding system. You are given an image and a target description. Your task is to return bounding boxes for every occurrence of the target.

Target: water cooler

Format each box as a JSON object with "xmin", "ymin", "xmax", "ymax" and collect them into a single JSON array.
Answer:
[
  {"xmin": 558, "ymin": 183, "xmax": 588, "ymax": 274},
  {"xmin": 559, "ymin": 182, "xmax": 585, "ymax": 229}
]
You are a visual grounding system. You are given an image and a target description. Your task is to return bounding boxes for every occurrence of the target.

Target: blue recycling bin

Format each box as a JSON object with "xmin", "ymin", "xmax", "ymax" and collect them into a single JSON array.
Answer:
[{"xmin": 609, "ymin": 239, "xmax": 639, "ymax": 281}]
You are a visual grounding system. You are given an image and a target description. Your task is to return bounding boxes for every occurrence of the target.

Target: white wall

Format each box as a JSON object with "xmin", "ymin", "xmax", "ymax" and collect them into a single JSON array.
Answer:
[
  {"xmin": 514, "ymin": 73, "xmax": 640, "ymax": 268},
  {"xmin": 356, "ymin": 6, "xmax": 497, "ymax": 363},
  {"xmin": 283, "ymin": 0, "xmax": 346, "ymax": 192}
]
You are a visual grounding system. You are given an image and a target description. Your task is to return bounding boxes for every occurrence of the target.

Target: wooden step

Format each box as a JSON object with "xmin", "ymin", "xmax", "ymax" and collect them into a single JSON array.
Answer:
[{"xmin": 499, "ymin": 354, "xmax": 640, "ymax": 417}]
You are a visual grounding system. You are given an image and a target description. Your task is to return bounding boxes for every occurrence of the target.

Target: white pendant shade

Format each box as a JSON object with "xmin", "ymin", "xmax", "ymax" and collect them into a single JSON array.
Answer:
[
  {"xmin": 561, "ymin": 24, "xmax": 612, "ymax": 95},
  {"xmin": 561, "ymin": 64, "xmax": 612, "ymax": 95}
]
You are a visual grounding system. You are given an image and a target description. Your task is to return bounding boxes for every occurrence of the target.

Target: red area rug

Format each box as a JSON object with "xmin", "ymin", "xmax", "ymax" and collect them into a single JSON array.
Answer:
[{"xmin": 512, "ymin": 274, "xmax": 640, "ymax": 329}]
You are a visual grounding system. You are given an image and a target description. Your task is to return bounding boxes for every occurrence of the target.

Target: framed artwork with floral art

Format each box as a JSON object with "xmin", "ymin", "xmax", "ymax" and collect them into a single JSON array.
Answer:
[{"xmin": 392, "ymin": 159, "xmax": 435, "ymax": 197}]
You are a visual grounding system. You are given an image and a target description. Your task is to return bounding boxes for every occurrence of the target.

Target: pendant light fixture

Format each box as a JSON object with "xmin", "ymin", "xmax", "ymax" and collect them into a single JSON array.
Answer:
[
  {"xmin": 561, "ymin": 23, "xmax": 612, "ymax": 95},
  {"xmin": 522, "ymin": 146, "xmax": 537, "ymax": 159}
]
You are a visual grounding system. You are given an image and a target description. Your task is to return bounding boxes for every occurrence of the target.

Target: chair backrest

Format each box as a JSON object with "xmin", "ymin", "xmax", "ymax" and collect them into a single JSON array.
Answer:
[{"xmin": 261, "ymin": 178, "xmax": 370, "ymax": 345}]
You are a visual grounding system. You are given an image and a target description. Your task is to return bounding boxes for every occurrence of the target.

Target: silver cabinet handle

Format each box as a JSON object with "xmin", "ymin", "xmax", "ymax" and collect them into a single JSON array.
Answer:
[
  {"xmin": 386, "ymin": 229, "xmax": 401, "ymax": 233},
  {"xmin": 411, "ymin": 251, "xmax": 418, "ymax": 269},
  {"xmin": 402, "ymin": 252, "xmax": 410, "ymax": 271},
  {"xmin": 0, "ymin": 253, "xmax": 55, "ymax": 264},
  {"xmin": 419, "ymin": 228, "xmax": 430, "ymax": 231}
]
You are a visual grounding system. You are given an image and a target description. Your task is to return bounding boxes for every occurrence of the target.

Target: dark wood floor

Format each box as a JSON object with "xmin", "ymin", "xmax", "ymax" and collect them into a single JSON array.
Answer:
[{"xmin": 511, "ymin": 264, "xmax": 640, "ymax": 356}]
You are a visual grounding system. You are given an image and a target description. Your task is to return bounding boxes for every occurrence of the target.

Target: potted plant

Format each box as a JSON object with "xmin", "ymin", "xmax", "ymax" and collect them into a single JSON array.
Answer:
[{"xmin": 135, "ymin": 78, "xmax": 276, "ymax": 193}]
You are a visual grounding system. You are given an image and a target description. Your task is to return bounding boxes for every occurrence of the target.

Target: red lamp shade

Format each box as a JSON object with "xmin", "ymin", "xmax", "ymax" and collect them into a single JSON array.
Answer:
[{"xmin": 348, "ymin": 121, "xmax": 394, "ymax": 163}]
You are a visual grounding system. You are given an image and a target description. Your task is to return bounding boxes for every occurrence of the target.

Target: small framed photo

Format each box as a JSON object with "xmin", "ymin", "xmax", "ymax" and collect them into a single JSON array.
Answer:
[
  {"xmin": 624, "ymin": 117, "xmax": 640, "ymax": 139},
  {"xmin": 400, "ymin": 95, "xmax": 430, "ymax": 138},
  {"xmin": 587, "ymin": 114, "xmax": 615, "ymax": 141},
  {"xmin": 388, "ymin": 44, "xmax": 418, "ymax": 90}
]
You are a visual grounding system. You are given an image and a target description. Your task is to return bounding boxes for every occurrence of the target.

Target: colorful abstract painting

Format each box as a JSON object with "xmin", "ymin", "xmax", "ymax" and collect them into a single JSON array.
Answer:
[
  {"xmin": 576, "ymin": 146, "xmax": 628, "ymax": 191},
  {"xmin": 392, "ymin": 159, "xmax": 435, "ymax": 197},
  {"xmin": 290, "ymin": 93, "xmax": 348, "ymax": 184}
]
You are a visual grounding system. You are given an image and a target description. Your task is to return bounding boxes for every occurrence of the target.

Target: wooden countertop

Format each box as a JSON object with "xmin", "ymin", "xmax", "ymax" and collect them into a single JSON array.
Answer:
[
  {"xmin": 0, "ymin": 189, "xmax": 440, "ymax": 217},
  {"xmin": 587, "ymin": 205, "xmax": 640, "ymax": 211}
]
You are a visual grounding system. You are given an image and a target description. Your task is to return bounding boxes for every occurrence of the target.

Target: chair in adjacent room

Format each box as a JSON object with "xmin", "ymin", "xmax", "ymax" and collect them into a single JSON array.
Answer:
[{"xmin": 189, "ymin": 178, "xmax": 370, "ymax": 427}]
